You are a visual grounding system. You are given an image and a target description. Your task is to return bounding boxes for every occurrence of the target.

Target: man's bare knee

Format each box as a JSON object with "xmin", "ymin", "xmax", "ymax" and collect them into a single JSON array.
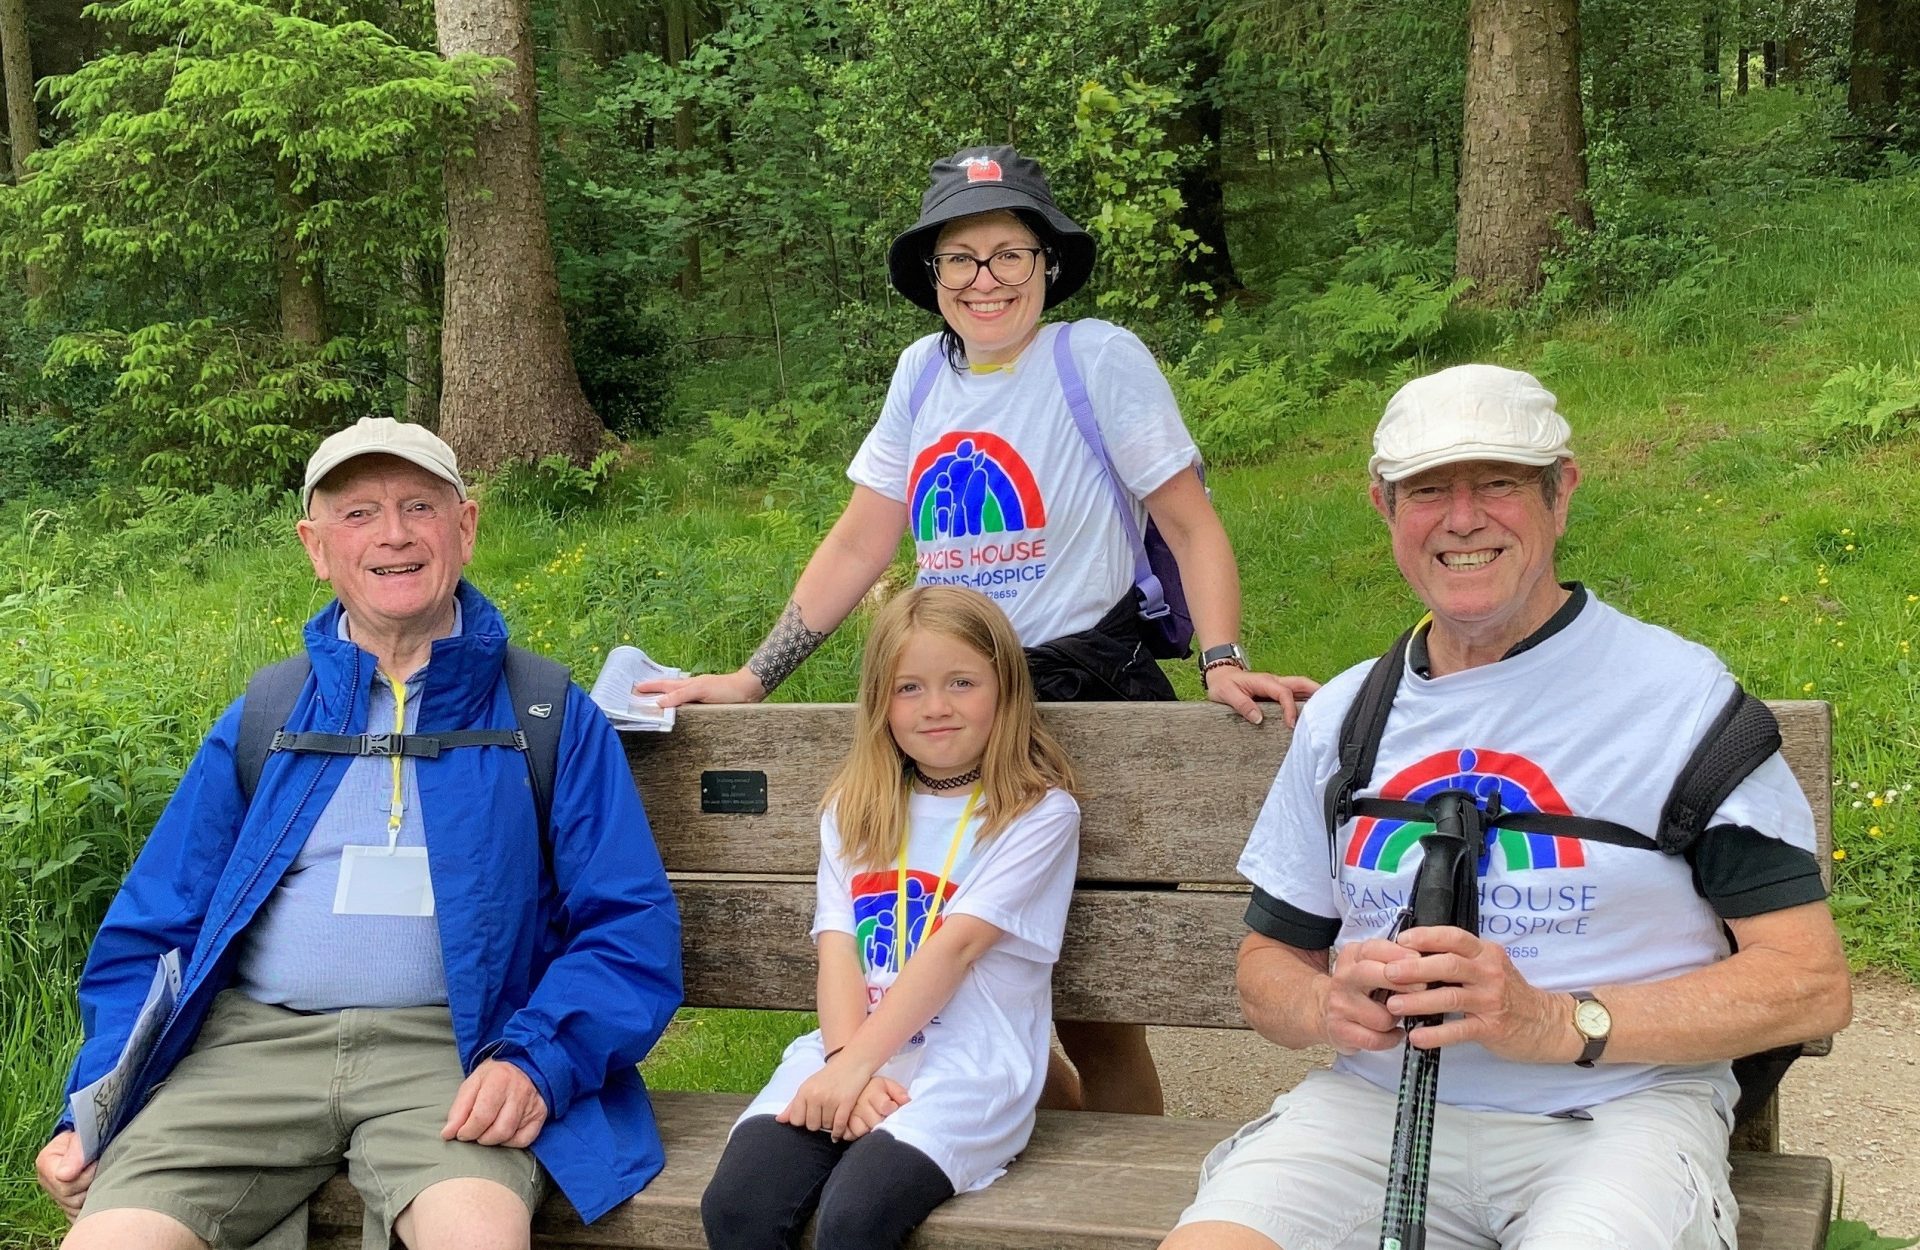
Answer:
[
  {"xmin": 394, "ymin": 1176, "xmax": 533, "ymax": 1250},
  {"xmin": 63, "ymin": 1208, "xmax": 208, "ymax": 1250},
  {"xmin": 1160, "ymin": 1221, "xmax": 1283, "ymax": 1250}
]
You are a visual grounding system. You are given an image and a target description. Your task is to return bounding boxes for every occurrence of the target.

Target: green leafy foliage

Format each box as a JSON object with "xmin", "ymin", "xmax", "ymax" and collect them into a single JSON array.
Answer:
[
  {"xmin": 1808, "ymin": 362, "xmax": 1920, "ymax": 447},
  {"xmin": 1073, "ymin": 76, "xmax": 1214, "ymax": 319},
  {"xmin": 1295, "ymin": 275, "xmax": 1471, "ymax": 361},
  {"xmin": 487, "ymin": 450, "xmax": 624, "ymax": 518},
  {"xmin": 685, "ymin": 399, "xmax": 866, "ymax": 487},
  {"xmin": 1169, "ymin": 341, "xmax": 1330, "ymax": 465},
  {"xmin": 1826, "ymin": 1219, "xmax": 1919, "ymax": 1250},
  {"xmin": 0, "ymin": 0, "xmax": 503, "ymax": 489},
  {"xmin": 1535, "ymin": 132, "xmax": 1728, "ymax": 317},
  {"xmin": 43, "ymin": 321, "xmax": 359, "ymax": 491}
]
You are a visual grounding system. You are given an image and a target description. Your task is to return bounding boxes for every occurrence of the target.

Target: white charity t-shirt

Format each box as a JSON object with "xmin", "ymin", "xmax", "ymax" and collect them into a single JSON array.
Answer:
[
  {"xmin": 1237, "ymin": 594, "xmax": 1816, "ymax": 1122},
  {"xmin": 739, "ymin": 788, "xmax": 1081, "ymax": 1192},
  {"xmin": 846, "ymin": 320, "xmax": 1199, "ymax": 646}
]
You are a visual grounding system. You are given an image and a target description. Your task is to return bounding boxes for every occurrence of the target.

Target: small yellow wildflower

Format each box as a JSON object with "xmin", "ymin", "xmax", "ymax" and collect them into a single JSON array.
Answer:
[
  {"xmin": 1801, "ymin": 682, "xmax": 1816, "ymax": 693},
  {"xmin": 1779, "ymin": 595, "xmax": 1791, "ymax": 604},
  {"xmin": 1832, "ymin": 848, "xmax": 1847, "ymax": 861},
  {"xmin": 1869, "ymin": 826, "xmax": 1883, "ymax": 838},
  {"xmin": 1873, "ymin": 796, "xmax": 1885, "ymax": 808},
  {"xmin": 1908, "ymin": 595, "xmax": 1918, "ymax": 603},
  {"xmin": 1844, "ymin": 544, "xmax": 1855, "ymax": 552},
  {"xmin": 1819, "ymin": 577, "xmax": 1830, "ymax": 586}
]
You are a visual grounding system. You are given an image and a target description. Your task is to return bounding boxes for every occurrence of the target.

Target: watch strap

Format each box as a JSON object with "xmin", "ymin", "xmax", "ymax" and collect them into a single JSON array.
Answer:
[{"xmin": 1571, "ymin": 989, "xmax": 1609, "ymax": 1068}]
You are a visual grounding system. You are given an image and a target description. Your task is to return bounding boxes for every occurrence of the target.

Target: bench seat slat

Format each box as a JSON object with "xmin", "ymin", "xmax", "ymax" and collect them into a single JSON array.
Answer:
[
  {"xmin": 308, "ymin": 1092, "xmax": 1832, "ymax": 1250},
  {"xmin": 678, "ymin": 880, "xmax": 1247, "ymax": 1028}
]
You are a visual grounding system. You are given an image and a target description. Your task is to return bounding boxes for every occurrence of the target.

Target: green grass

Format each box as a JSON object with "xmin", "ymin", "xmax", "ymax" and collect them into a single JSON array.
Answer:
[{"xmin": 5, "ymin": 108, "xmax": 1919, "ymax": 1249}]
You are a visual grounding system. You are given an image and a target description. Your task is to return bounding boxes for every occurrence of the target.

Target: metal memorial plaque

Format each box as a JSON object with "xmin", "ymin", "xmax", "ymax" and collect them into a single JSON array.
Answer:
[{"xmin": 700, "ymin": 770, "xmax": 769, "ymax": 814}]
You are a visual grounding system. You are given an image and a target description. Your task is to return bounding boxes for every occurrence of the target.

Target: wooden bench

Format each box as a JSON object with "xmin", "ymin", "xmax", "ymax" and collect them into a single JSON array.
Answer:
[{"xmin": 312, "ymin": 700, "xmax": 1837, "ymax": 1249}]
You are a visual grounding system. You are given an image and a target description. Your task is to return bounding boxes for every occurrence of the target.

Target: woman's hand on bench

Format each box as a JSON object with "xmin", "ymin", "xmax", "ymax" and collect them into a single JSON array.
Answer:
[{"xmin": 635, "ymin": 667, "xmax": 767, "ymax": 708}]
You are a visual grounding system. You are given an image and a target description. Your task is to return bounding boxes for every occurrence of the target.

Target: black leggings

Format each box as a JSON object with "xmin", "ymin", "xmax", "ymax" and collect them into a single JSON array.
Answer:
[{"xmin": 701, "ymin": 1115, "xmax": 956, "ymax": 1250}]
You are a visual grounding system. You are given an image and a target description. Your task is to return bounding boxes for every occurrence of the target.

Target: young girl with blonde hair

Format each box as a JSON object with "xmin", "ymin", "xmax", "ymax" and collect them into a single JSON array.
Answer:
[{"xmin": 701, "ymin": 585, "xmax": 1080, "ymax": 1249}]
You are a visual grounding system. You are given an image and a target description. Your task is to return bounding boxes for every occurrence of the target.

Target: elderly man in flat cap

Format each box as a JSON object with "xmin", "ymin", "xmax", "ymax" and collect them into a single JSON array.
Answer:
[
  {"xmin": 38, "ymin": 418, "xmax": 681, "ymax": 1250},
  {"xmin": 1163, "ymin": 366, "xmax": 1849, "ymax": 1250}
]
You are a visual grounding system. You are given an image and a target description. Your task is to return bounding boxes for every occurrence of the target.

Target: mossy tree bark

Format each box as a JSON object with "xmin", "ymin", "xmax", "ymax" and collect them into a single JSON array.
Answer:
[
  {"xmin": 0, "ymin": 0, "xmax": 44, "ymax": 296},
  {"xmin": 436, "ymin": 0, "xmax": 603, "ymax": 470},
  {"xmin": 1455, "ymin": 0, "xmax": 1592, "ymax": 304}
]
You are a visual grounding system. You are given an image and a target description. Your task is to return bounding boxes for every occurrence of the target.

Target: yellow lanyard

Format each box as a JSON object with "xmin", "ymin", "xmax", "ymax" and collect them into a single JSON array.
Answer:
[
  {"xmin": 893, "ymin": 787, "xmax": 981, "ymax": 973},
  {"xmin": 385, "ymin": 674, "xmax": 407, "ymax": 850}
]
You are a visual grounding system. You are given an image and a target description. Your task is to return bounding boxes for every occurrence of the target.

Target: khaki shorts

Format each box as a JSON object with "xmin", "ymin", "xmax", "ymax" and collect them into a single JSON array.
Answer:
[
  {"xmin": 83, "ymin": 991, "xmax": 545, "ymax": 1250},
  {"xmin": 1176, "ymin": 1068, "xmax": 1738, "ymax": 1250}
]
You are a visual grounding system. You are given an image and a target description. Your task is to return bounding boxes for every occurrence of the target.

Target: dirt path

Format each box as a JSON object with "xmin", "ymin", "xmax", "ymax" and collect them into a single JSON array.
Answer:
[{"xmin": 1147, "ymin": 971, "xmax": 1920, "ymax": 1240}]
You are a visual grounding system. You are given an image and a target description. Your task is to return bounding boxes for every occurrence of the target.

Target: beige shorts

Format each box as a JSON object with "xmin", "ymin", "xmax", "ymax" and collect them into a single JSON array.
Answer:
[
  {"xmin": 1176, "ymin": 1068, "xmax": 1739, "ymax": 1250},
  {"xmin": 82, "ymin": 991, "xmax": 545, "ymax": 1250}
]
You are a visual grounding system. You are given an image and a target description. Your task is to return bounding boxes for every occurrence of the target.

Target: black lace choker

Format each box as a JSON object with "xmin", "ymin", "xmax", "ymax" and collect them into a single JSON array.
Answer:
[{"xmin": 913, "ymin": 766, "xmax": 981, "ymax": 791}]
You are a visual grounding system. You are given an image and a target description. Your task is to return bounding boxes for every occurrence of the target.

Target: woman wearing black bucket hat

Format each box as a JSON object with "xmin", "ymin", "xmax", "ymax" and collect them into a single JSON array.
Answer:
[{"xmin": 642, "ymin": 144, "xmax": 1317, "ymax": 1110}]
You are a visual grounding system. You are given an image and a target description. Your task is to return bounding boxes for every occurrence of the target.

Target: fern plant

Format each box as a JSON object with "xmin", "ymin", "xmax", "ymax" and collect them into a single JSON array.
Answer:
[
  {"xmin": 1808, "ymin": 362, "xmax": 1920, "ymax": 448},
  {"xmin": 1294, "ymin": 275, "xmax": 1471, "ymax": 361}
]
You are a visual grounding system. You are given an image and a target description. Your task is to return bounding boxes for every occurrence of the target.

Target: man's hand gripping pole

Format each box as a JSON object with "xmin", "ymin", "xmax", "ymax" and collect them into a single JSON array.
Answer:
[{"xmin": 1378, "ymin": 789, "xmax": 1484, "ymax": 1250}]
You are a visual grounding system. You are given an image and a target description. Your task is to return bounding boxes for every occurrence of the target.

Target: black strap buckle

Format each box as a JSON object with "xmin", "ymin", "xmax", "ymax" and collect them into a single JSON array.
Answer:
[{"xmin": 361, "ymin": 733, "xmax": 397, "ymax": 756}]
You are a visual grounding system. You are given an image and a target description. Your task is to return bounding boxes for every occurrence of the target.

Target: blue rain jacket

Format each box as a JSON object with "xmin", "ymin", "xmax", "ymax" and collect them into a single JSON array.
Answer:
[{"xmin": 60, "ymin": 581, "xmax": 683, "ymax": 1223}]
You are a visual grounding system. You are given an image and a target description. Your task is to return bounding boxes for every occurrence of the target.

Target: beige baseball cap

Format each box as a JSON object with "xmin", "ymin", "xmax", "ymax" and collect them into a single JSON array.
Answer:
[
  {"xmin": 1370, "ymin": 364, "xmax": 1572, "ymax": 482},
  {"xmin": 302, "ymin": 417, "xmax": 467, "ymax": 510}
]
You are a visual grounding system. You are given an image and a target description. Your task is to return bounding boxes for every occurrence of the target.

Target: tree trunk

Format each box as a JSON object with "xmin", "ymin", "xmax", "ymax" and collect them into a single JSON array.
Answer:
[
  {"xmin": 553, "ymin": 0, "xmax": 608, "ymax": 153},
  {"xmin": 1704, "ymin": 1, "xmax": 1723, "ymax": 99},
  {"xmin": 1738, "ymin": 43, "xmax": 1750, "ymax": 92},
  {"xmin": 665, "ymin": 0, "xmax": 701, "ymax": 296},
  {"xmin": 0, "ymin": 0, "xmax": 43, "ymax": 295},
  {"xmin": 1167, "ymin": 34, "xmax": 1241, "ymax": 297},
  {"xmin": 402, "ymin": 255, "xmax": 441, "ymax": 428},
  {"xmin": 1763, "ymin": 38, "xmax": 1779, "ymax": 86},
  {"xmin": 275, "ymin": 161, "xmax": 329, "ymax": 347},
  {"xmin": 1848, "ymin": 0, "xmax": 1920, "ymax": 121},
  {"xmin": 1783, "ymin": 33, "xmax": 1807, "ymax": 83},
  {"xmin": 435, "ymin": 0, "xmax": 602, "ymax": 470},
  {"xmin": 1456, "ymin": 0, "xmax": 1591, "ymax": 304}
]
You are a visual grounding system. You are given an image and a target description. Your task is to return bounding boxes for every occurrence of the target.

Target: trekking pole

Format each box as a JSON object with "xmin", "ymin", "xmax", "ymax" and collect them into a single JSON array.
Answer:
[{"xmin": 1377, "ymin": 790, "xmax": 1484, "ymax": 1250}]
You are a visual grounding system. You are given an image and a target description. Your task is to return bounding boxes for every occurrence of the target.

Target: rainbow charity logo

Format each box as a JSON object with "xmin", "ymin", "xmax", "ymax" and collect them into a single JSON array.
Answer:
[
  {"xmin": 908, "ymin": 431, "xmax": 1046, "ymax": 542},
  {"xmin": 1344, "ymin": 747, "xmax": 1588, "ymax": 875},
  {"xmin": 850, "ymin": 869, "xmax": 956, "ymax": 974}
]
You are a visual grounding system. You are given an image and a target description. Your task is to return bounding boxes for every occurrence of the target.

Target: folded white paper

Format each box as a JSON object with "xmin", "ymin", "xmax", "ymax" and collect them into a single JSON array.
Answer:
[
  {"xmin": 589, "ymin": 645, "xmax": 688, "ymax": 733},
  {"xmin": 71, "ymin": 947, "xmax": 182, "ymax": 1162}
]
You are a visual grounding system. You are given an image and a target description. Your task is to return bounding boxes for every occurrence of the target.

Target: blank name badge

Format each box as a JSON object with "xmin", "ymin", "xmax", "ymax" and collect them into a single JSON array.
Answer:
[{"xmin": 334, "ymin": 846, "xmax": 436, "ymax": 917}]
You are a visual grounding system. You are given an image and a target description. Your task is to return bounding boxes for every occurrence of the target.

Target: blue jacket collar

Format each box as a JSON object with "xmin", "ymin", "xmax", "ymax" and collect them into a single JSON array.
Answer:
[{"xmin": 301, "ymin": 580, "xmax": 510, "ymax": 727}]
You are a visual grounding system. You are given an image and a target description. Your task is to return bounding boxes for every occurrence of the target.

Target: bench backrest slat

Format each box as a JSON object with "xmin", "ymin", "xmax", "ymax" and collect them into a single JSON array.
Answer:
[
  {"xmin": 630, "ymin": 700, "xmax": 1832, "ymax": 1022},
  {"xmin": 676, "ymin": 880, "xmax": 1245, "ymax": 1027}
]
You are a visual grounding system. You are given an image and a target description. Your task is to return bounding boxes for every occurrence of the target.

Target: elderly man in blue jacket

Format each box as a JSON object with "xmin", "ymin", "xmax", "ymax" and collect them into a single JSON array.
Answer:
[{"xmin": 36, "ymin": 418, "xmax": 683, "ymax": 1250}]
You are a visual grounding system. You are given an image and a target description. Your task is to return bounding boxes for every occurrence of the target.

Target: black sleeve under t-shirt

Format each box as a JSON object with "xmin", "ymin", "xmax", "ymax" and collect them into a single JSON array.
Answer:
[{"xmin": 1689, "ymin": 824, "xmax": 1828, "ymax": 919}]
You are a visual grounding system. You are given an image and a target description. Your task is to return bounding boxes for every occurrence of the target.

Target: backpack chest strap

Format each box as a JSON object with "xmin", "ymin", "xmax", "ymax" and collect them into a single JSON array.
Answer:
[
  {"xmin": 268, "ymin": 728, "xmax": 528, "ymax": 760},
  {"xmin": 1347, "ymin": 796, "xmax": 1660, "ymax": 854}
]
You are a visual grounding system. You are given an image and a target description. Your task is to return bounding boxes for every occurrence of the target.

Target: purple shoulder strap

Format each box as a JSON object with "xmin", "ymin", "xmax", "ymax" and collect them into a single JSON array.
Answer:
[
  {"xmin": 1051, "ymin": 323, "xmax": 1167, "ymax": 616},
  {"xmin": 905, "ymin": 343, "xmax": 946, "ymax": 433}
]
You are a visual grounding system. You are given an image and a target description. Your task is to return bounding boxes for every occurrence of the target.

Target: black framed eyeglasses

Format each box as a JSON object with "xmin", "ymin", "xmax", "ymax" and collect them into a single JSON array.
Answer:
[{"xmin": 925, "ymin": 247, "xmax": 1049, "ymax": 291}]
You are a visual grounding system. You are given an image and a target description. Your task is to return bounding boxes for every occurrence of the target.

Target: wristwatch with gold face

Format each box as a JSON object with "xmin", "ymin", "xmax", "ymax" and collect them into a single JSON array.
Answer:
[{"xmin": 1571, "ymin": 990, "xmax": 1612, "ymax": 1068}]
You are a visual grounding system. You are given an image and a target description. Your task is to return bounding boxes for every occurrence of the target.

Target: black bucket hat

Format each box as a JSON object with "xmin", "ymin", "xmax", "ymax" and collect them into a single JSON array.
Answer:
[{"xmin": 887, "ymin": 145, "xmax": 1097, "ymax": 315}]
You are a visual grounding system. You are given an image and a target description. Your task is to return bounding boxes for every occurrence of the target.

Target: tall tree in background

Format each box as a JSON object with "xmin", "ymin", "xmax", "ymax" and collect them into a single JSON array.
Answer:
[
  {"xmin": 1456, "ymin": 0, "xmax": 1591, "ymax": 301},
  {"xmin": 1168, "ymin": 25, "xmax": 1241, "ymax": 295},
  {"xmin": 0, "ymin": 0, "xmax": 41, "ymax": 294},
  {"xmin": 436, "ymin": 0, "xmax": 603, "ymax": 469},
  {"xmin": 1848, "ymin": 0, "xmax": 1920, "ymax": 127}
]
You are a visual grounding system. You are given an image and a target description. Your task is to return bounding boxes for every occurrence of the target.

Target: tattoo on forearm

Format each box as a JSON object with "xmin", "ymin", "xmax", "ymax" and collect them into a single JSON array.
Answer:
[{"xmin": 746, "ymin": 601, "xmax": 831, "ymax": 694}]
